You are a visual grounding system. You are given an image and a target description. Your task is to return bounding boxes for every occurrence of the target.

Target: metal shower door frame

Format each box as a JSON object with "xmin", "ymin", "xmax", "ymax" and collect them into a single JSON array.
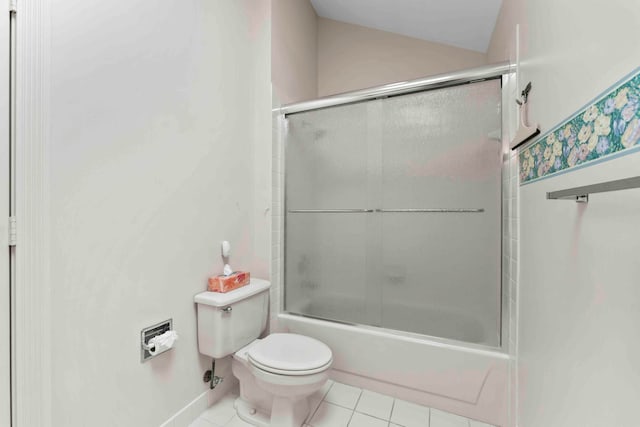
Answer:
[{"xmin": 278, "ymin": 62, "xmax": 513, "ymax": 350}]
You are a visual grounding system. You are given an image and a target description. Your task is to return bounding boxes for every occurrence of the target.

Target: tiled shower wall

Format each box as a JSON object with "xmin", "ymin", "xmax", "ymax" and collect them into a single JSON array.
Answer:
[
  {"xmin": 270, "ymin": 97, "xmax": 285, "ymax": 332},
  {"xmin": 502, "ymin": 151, "xmax": 519, "ymax": 427},
  {"xmin": 502, "ymin": 72, "xmax": 520, "ymax": 427}
]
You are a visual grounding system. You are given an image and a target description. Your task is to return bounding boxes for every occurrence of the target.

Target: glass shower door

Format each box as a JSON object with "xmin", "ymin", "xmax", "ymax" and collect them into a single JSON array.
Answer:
[
  {"xmin": 285, "ymin": 101, "xmax": 382, "ymax": 326},
  {"xmin": 284, "ymin": 79, "xmax": 503, "ymax": 347},
  {"xmin": 378, "ymin": 81, "xmax": 503, "ymax": 346}
]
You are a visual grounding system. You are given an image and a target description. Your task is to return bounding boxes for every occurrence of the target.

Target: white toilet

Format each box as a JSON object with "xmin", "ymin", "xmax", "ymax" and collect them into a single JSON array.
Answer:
[{"xmin": 194, "ymin": 279, "xmax": 333, "ymax": 427}]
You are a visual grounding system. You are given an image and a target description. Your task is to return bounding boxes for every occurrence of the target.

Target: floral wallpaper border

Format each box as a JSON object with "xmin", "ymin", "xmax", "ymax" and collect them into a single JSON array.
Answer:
[{"xmin": 519, "ymin": 70, "xmax": 640, "ymax": 184}]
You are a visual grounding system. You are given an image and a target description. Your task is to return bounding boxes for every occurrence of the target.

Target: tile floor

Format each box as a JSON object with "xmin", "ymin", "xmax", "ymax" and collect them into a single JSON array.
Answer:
[{"xmin": 189, "ymin": 380, "xmax": 496, "ymax": 427}]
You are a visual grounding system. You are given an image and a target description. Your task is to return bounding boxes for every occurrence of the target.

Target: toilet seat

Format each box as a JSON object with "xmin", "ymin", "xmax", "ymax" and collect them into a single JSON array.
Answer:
[
  {"xmin": 249, "ymin": 356, "xmax": 333, "ymax": 376},
  {"xmin": 247, "ymin": 333, "xmax": 333, "ymax": 376}
]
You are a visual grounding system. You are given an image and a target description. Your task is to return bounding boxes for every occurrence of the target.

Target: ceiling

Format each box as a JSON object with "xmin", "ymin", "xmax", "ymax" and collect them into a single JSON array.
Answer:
[{"xmin": 310, "ymin": 0, "xmax": 503, "ymax": 53}]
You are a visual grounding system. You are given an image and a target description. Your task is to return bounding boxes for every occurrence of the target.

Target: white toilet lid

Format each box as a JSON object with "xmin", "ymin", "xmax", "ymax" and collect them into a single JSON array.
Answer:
[{"xmin": 247, "ymin": 333, "xmax": 332, "ymax": 373}]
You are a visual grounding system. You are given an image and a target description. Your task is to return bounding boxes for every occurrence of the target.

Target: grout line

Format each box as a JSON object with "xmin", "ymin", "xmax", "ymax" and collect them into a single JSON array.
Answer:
[
  {"xmin": 322, "ymin": 400, "xmax": 361, "ymax": 412},
  {"xmin": 353, "ymin": 410, "xmax": 392, "ymax": 423},
  {"xmin": 321, "ymin": 381, "xmax": 334, "ymax": 400},
  {"xmin": 388, "ymin": 399, "xmax": 396, "ymax": 425},
  {"xmin": 306, "ymin": 403, "xmax": 320, "ymax": 425},
  {"xmin": 347, "ymin": 409, "xmax": 355, "ymax": 426},
  {"xmin": 307, "ymin": 382, "xmax": 335, "ymax": 424},
  {"xmin": 346, "ymin": 390, "xmax": 364, "ymax": 426}
]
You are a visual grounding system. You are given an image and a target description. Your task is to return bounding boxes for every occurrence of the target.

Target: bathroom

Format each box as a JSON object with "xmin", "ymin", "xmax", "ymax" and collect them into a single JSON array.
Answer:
[{"xmin": 1, "ymin": 0, "xmax": 639, "ymax": 426}]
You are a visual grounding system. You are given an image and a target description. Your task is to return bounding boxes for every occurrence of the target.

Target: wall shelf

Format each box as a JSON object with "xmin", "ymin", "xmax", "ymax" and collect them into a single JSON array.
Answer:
[{"xmin": 546, "ymin": 176, "xmax": 640, "ymax": 203}]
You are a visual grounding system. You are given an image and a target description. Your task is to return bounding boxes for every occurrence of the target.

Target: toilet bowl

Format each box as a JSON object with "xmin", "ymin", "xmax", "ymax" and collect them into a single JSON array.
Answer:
[
  {"xmin": 232, "ymin": 333, "xmax": 332, "ymax": 427},
  {"xmin": 194, "ymin": 279, "xmax": 333, "ymax": 427}
]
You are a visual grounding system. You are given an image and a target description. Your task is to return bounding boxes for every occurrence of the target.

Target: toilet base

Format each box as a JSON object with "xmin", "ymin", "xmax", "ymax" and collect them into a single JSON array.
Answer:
[
  {"xmin": 270, "ymin": 395, "xmax": 309, "ymax": 427},
  {"xmin": 235, "ymin": 397, "xmax": 270, "ymax": 427},
  {"xmin": 235, "ymin": 395, "xmax": 309, "ymax": 427},
  {"xmin": 232, "ymin": 349, "xmax": 328, "ymax": 427}
]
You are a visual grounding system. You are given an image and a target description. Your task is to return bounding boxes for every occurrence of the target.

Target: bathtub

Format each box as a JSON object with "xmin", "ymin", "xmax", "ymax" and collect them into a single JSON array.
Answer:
[
  {"xmin": 287, "ymin": 294, "xmax": 493, "ymax": 345},
  {"xmin": 276, "ymin": 313, "xmax": 510, "ymax": 427}
]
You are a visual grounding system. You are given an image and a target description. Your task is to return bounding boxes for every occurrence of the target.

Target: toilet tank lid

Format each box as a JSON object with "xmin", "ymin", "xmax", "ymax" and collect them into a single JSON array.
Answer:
[{"xmin": 194, "ymin": 278, "xmax": 271, "ymax": 307}]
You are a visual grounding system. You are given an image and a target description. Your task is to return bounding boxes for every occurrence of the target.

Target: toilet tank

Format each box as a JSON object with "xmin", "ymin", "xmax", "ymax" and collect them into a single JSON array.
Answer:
[{"xmin": 194, "ymin": 278, "xmax": 271, "ymax": 359}]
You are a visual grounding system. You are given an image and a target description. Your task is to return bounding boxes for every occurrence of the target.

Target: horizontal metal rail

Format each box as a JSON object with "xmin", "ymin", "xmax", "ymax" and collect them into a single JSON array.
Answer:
[
  {"xmin": 376, "ymin": 208, "xmax": 484, "ymax": 213},
  {"xmin": 287, "ymin": 209, "xmax": 375, "ymax": 213},
  {"xmin": 278, "ymin": 61, "xmax": 513, "ymax": 116},
  {"xmin": 546, "ymin": 176, "xmax": 640, "ymax": 203},
  {"xmin": 287, "ymin": 208, "xmax": 484, "ymax": 214}
]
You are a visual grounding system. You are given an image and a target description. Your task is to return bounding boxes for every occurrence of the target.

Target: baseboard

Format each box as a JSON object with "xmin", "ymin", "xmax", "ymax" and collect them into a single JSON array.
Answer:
[
  {"xmin": 160, "ymin": 374, "xmax": 239, "ymax": 427},
  {"xmin": 160, "ymin": 391, "xmax": 209, "ymax": 427}
]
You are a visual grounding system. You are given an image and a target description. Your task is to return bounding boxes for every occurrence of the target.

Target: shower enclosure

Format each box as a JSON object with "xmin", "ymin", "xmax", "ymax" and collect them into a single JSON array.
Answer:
[{"xmin": 281, "ymin": 65, "xmax": 507, "ymax": 348}]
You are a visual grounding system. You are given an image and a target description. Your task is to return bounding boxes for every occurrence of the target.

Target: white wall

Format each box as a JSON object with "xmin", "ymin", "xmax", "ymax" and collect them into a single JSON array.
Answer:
[
  {"xmin": 271, "ymin": 4, "xmax": 489, "ymax": 103},
  {"xmin": 489, "ymin": 1, "xmax": 640, "ymax": 426},
  {"xmin": 48, "ymin": 1, "xmax": 271, "ymax": 426},
  {"xmin": 519, "ymin": 154, "xmax": 640, "ymax": 427},
  {"xmin": 271, "ymin": 0, "xmax": 318, "ymax": 103},
  {"xmin": 318, "ymin": 18, "xmax": 487, "ymax": 97}
]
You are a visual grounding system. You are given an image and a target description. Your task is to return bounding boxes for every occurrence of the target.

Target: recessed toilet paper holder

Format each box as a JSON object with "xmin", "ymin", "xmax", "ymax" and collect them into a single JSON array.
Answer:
[{"xmin": 141, "ymin": 318, "xmax": 174, "ymax": 362}]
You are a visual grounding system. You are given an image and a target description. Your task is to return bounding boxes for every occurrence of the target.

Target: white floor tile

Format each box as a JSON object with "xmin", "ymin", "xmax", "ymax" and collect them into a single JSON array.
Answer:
[
  {"xmin": 390, "ymin": 399, "xmax": 430, "ymax": 427},
  {"xmin": 430, "ymin": 408, "xmax": 470, "ymax": 427},
  {"xmin": 200, "ymin": 393, "xmax": 238, "ymax": 426},
  {"xmin": 323, "ymin": 382, "xmax": 362, "ymax": 409},
  {"xmin": 307, "ymin": 380, "xmax": 335, "ymax": 422},
  {"xmin": 313, "ymin": 379, "xmax": 334, "ymax": 400},
  {"xmin": 308, "ymin": 402, "xmax": 353, "ymax": 427},
  {"xmin": 224, "ymin": 416, "xmax": 253, "ymax": 426},
  {"xmin": 190, "ymin": 382, "xmax": 496, "ymax": 427},
  {"xmin": 306, "ymin": 396, "xmax": 324, "ymax": 423},
  {"xmin": 348, "ymin": 412, "xmax": 387, "ymax": 427},
  {"xmin": 190, "ymin": 396, "xmax": 212, "ymax": 423},
  {"xmin": 188, "ymin": 417, "xmax": 218, "ymax": 427},
  {"xmin": 354, "ymin": 390, "xmax": 393, "ymax": 421},
  {"xmin": 469, "ymin": 420, "xmax": 495, "ymax": 427}
]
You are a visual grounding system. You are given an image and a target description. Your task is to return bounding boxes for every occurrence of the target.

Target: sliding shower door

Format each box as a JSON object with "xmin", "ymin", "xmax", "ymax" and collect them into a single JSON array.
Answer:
[
  {"xmin": 378, "ymin": 82, "xmax": 502, "ymax": 346},
  {"xmin": 285, "ymin": 101, "xmax": 380, "ymax": 326},
  {"xmin": 284, "ymin": 79, "xmax": 502, "ymax": 347}
]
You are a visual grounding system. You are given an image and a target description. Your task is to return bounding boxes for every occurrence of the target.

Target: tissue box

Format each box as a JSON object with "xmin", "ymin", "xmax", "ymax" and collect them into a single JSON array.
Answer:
[{"xmin": 208, "ymin": 271, "xmax": 250, "ymax": 293}]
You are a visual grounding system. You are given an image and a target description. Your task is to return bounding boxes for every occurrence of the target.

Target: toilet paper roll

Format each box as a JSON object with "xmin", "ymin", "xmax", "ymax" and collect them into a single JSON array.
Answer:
[{"xmin": 148, "ymin": 330, "xmax": 178, "ymax": 356}]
